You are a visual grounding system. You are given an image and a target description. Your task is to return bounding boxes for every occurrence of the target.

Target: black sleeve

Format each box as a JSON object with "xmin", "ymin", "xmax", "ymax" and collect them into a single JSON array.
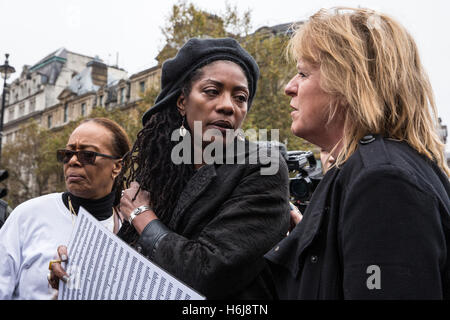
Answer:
[
  {"xmin": 141, "ymin": 159, "xmax": 290, "ymax": 298},
  {"xmin": 340, "ymin": 166, "xmax": 447, "ymax": 299}
]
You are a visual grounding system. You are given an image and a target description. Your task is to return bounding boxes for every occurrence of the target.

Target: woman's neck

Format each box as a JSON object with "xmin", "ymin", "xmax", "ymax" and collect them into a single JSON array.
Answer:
[{"xmin": 62, "ymin": 190, "xmax": 115, "ymax": 221}]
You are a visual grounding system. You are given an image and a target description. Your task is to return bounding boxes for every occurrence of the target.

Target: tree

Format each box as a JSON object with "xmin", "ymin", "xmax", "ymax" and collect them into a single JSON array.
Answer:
[
  {"xmin": 157, "ymin": 1, "xmax": 251, "ymax": 64},
  {"xmin": 1, "ymin": 120, "xmax": 53, "ymax": 207},
  {"xmin": 1, "ymin": 1, "xmax": 315, "ymax": 209},
  {"xmin": 157, "ymin": 1, "xmax": 313, "ymax": 151},
  {"xmin": 241, "ymin": 28, "xmax": 313, "ymax": 151}
]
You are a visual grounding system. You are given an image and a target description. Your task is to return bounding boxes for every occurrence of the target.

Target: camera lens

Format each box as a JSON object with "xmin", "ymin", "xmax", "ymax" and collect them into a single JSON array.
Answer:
[{"xmin": 290, "ymin": 178, "xmax": 310, "ymax": 202}]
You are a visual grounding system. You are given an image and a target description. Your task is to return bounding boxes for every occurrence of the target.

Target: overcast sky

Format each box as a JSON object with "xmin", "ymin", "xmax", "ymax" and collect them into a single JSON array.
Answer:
[{"xmin": 1, "ymin": 0, "xmax": 449, "ymax": 148}]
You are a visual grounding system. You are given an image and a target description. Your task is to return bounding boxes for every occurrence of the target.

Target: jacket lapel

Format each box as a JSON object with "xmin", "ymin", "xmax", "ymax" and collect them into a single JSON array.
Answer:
[
  {"xmin": 266, "ymin": 167, "xmax": 339, "ymax": 277},
  {"xmin": 168, "ymin": 164, "xmax": 217, "ymax": 229},
  {"xmin": 168, "ymin": 138, "xmax": 249, "ymax": 230}
]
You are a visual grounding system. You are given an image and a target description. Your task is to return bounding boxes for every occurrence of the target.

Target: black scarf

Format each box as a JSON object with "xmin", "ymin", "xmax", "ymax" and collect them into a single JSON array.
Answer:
[{"xmin": 62, "ymin": 190, "xmax": 115, "ymax": 221}]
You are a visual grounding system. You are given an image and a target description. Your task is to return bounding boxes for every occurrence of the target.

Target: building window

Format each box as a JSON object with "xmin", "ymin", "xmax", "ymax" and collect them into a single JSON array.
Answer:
[
  {"xmin": 48, "ymin": 115, "xmax": 53, "ymax": 128},
  {"xmin": 120, "ymin": 88, "xmax": 125, "ymax": 104},
  {"xmin": 19, "ymin": 103, "xmax": 25, "ymax": 117},
  {"xmin": 139, "ymin": 81, "xmax": 145, "ymax": 93},
  {"xmin": 8, "ymin": 106, "xmax": 14, "ymax": 121},
  {"xmin": 81, "ymin": 103, "xmax": 86, "ymax": 116},
  {"xmin": 64, "ymin": 103, "xmax": 69, "ymax": 122},
  {"xmin": 29, "ymin": 98, "xmax": 36, "ymax": 113},
  {"xmin": 99, "ymin": 95, "xmax": 103, "ymax": 106}
]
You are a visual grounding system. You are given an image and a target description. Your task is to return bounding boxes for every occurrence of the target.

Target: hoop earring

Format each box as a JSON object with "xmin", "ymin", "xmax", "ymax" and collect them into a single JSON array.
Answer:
[
  {"xmin": 179, "ymin": 115, "xmax": 187, "ymax": 137},
  {"xmin": 236, "ymin": 129, "xmax": 245, "ymax": 141}
]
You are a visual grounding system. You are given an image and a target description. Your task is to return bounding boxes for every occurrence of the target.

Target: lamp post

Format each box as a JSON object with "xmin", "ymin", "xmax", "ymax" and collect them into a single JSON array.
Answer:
[
  {"xmin": 438, "ymin": 117, "xmax": 448, "ymax": 145},
  {"xmin": 0, "ymin": 54, "xmax": 16, "ymax": 163}
]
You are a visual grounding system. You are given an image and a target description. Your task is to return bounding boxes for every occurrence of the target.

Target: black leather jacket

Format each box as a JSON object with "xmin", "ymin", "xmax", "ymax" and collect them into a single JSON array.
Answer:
[{"xmin": 136, "ymin": 141, "xmax": 290, "ymax": 299}]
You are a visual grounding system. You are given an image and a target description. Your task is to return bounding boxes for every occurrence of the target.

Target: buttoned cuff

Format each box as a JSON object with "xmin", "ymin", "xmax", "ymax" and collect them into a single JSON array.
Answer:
[{"xmin": 137, "ymin": 219, "xmax": 171, "ymax": 260}]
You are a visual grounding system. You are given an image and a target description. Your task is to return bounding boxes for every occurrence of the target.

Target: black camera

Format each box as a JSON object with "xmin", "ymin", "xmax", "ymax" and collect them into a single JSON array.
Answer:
[
  {"xmin": 284, "ymin": 150, "xmax": 322, "ymax": 212},
  {"xmin": 255, "ymin": 141, "xmax": 323, "ymax": 211}
]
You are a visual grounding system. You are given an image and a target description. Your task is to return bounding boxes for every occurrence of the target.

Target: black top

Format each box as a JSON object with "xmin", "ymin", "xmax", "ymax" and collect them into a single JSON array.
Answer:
[
  {"xmin": 132, "ymin": 140, "xmax": 291, "ymax": 299},
  {"xmin": 61, "ymin": 191, "xmax": 115, "ymax": 221},
  {"xmin": 266, "ymin": 135, "xmax": 450, "ymax": 299}
]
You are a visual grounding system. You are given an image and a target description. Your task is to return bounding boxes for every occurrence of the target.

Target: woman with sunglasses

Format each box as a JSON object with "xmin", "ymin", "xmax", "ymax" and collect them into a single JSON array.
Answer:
[{"xmin": 0, "ymin": 117, "xmax": 130, "ymax": 299}]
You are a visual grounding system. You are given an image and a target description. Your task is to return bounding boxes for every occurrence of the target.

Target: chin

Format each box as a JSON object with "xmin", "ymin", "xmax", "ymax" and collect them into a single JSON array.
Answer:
[
  {"xmin": 67, "ymin": 187, "xmax": 90, "ymax": 199},
  {"xmin": 291, "ymin": 126, "xmax": 318, "ymax": 147},
  {"xmin": 291, "ymin": 124, "xmax": 305, "ymax": 139}
]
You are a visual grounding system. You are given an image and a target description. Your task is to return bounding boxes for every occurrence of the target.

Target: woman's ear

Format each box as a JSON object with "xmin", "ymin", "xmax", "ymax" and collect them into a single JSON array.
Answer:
[
  {"xmin": 111, "ymin": 160, "xmax": 123, "ymax": 180},
  {"xmin": 176, "ymin": 93, "xmax": 186, "ymax": 116}
]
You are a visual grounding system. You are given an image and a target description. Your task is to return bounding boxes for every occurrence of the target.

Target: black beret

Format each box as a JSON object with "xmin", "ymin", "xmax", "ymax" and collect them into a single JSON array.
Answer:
[{"xmin": 142, "ymin": 37, "xmax": 260, "ymax": 125}]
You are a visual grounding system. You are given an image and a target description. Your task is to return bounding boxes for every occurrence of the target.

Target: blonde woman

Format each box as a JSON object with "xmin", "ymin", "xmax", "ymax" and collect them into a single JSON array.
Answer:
[{"xmin": 266, "ymin": 7, "xmax": 450, "ymax": 299}]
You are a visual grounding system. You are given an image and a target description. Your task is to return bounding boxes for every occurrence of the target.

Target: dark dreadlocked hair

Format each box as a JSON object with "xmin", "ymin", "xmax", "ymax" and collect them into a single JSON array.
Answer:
[
  {"xmin": 116, "ymin": 60, "xmax": 251, "ymax": 245},
  {"xmin": 116, "ymin": 67, "xmax": 207, "ymax": 244},
  {"xmin": 123, "ymin": 105, "xmax": 195, "ymax": 222}
]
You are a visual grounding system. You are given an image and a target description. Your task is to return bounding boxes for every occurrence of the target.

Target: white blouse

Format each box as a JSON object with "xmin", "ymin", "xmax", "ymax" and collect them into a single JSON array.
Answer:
[{"xmin": 0, "ymin": 193, "xmax": 115, "ymax": 300}]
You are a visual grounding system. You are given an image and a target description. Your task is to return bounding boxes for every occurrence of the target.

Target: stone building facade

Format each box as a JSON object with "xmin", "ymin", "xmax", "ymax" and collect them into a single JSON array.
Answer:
[
  {"xmin": 3, "ymin": 48, "xmax": 161, "ymax": 145},
  {"xmin": 4, "ymin": 48, "xmax": 94, "ymax": 143},
  {"xmin": 1, "ymin": 48, "xmax": 161, "ymax": 203}
]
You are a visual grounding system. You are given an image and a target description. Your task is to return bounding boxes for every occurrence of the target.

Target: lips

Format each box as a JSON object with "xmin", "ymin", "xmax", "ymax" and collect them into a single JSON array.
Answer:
[
  {"xmin": 290, "ymin": 104, "xmax": 299, "ymax": 118},
  {"xmin": 208, "ymin": 120, "xmax": 234, "ymax": 133},
  {"xmin": 66, "ymin": 173, "xmax": 86, "ymax": 183},
  {"xmin": 210, "ymin": 120, "xmax": 233, "ymax": 129}
]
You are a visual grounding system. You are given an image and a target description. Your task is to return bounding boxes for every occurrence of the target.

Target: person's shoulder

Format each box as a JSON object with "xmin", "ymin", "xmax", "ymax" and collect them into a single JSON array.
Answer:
[
  {"xmin": 245, "ymin": 140, "xmax": 288, "ymax": 177},
  {"xmin": 352, "ymin": 135, "xmax": 392, "ymax": 167},
  {"xmin": 345, "ymin": 135, "xmax": 421, "ymax": 170},
  {"xmin": 341, "ymin": 135, "xmax": 438, "ymax": 191},
  {"xmin": 9, "ymin": 193, "xmax": 63, "ymax": 219}
]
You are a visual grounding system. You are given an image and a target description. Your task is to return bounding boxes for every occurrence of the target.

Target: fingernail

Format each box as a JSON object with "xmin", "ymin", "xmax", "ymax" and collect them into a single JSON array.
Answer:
[
  {"xmin": 62, "ymin": 275, "xmax": 70, "ymax": 283},
  {"xmin": 61, "ymin": 254, "xmax": 68, "ymax": 262}
]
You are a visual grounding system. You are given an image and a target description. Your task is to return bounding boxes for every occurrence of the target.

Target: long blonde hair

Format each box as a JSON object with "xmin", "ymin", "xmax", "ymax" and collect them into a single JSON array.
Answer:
[{"xmin": 288, "ymin": 7, "xmax": 449, "ymax": 176}]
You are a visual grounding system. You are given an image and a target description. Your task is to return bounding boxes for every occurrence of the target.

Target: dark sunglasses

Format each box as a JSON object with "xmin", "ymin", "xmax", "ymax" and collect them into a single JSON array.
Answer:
[{"xmin": 56, "ymin": 149, "xmax": 121, "ymax": 165}]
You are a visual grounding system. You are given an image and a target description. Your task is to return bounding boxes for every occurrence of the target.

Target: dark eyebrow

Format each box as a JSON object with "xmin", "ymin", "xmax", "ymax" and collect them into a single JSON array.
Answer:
[
  {"xmin": 66, "ymin": 143, "xmax": 100, "ymax": 151},
  {"xmin": 202, "ymin": 79, "xmax": 249, "ymax": 94}
]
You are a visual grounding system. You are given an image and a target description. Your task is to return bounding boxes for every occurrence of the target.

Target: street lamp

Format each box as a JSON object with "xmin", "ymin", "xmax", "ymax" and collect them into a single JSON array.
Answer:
[
  {"xmin": 0, "ymin": 54, "xmax": 15, "ymax": 162},
  {"xmin": 438, "ymin": 117, "xmax": 448, "ymax": 145}
]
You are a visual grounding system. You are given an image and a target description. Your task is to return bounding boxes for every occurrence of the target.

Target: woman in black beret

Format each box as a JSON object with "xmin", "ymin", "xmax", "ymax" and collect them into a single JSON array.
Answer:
[{"xmin": 115, "ymin": 38, "xmax": 290, "ymax": 299}]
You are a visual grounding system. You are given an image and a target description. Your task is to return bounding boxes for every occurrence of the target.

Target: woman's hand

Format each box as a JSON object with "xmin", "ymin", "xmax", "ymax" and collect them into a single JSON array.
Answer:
[
  {"xmin": 48, "ymin": 245, "xmax": 70, "ymax": 291},
  {"xmin": 120, "ymin": 181, "xmax": 158, "ymax": 234},
  {"xmin": 289, "ymin": 203, "xmax": 303, "ymax": 232}
]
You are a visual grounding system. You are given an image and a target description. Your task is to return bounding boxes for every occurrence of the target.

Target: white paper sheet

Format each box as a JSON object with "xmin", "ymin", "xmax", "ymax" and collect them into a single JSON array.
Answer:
[{"xmin": 58, "ymin": 207, "xmax": 205, "ymax": 300}]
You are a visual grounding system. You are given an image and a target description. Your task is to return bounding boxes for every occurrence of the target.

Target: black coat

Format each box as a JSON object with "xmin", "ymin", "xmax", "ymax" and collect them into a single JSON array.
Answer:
[
  {"xmin": 266, "ymin": 135, "xmax": 450, "ymax": 299},
  {"xmin": 137, "ymin": 140, "xmax": 290, "ymax": 299}
]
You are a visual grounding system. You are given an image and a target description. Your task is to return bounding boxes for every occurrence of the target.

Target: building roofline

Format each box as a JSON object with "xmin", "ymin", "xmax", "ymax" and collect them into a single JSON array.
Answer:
[
  {"xmin": 29, "ymin": 56, "xmax": 67, "ymax": 72},
  {"xmin": 129, "ymin": 65, "xmax": 160, "ymax": 79},
  {"xmin": 65, "ymin": 50, "xmax": 97, "ymax": 62}
]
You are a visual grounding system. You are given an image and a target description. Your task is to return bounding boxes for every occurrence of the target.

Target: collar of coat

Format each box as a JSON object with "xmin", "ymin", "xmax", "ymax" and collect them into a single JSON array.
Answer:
[
  {"xmin": 265, "ymin": 166, "xmax": 339, "ymax": 277},
  {"xmin": 167, "ymin": 138, "xmax": 279, "ymax": 229}
]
